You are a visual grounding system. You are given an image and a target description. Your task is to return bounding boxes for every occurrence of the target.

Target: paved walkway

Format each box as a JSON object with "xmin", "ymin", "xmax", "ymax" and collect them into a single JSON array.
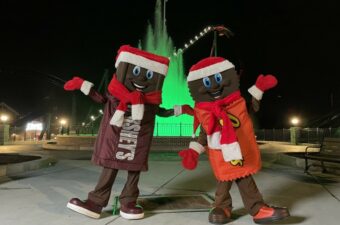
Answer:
[{"xmin": 0, "ymin": 144, "xmax": 340, "ymax": 225}]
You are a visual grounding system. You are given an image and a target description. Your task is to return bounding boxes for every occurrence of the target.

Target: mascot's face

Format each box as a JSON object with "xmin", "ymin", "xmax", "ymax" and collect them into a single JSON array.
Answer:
[
  {"xmin": 115, "ymin": 62, "xmax": 165, "ymax": 93},
  {"xmin": 188, "ymin": 68, "xmax": 240, "ymax": 102}
]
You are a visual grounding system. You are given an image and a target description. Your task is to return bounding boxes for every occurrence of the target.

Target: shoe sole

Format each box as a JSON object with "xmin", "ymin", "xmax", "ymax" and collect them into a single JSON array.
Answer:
[
  {"xmin": 120, "ymin": 210, "xmax": 144, "ymax": 220},
  {"xmin": 208, "ymin": 219, "xmax": 232, "ymax": 224},
  {"xmin": 66, "ymin": 202, "xmax": 101, "ymax": 219},
  {"xmin": 253, "ymin": 212, "xmax": 290, "ymax": 224},
  {"xmin": 209, "ymin": 217, "xmax": 232, "ymax": 224}
]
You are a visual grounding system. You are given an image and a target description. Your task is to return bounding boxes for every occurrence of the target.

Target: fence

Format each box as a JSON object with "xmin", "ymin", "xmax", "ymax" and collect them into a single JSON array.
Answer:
[
  {"xmin": 5, "ymin": 122, "xmax": 340, "ymax": 144},
  {"xmin": 60, "ymin": 123, "xmax": 194, "ymax": 137},
  {"xmin": 255, "ymin": 127, "xmax": 340, "ymax": 144},
  {"xmin": 153, "ymin": 122, "xmax": 193, "ymax": 136},
  {"xmin": 70, "ymin": 125, "xmax": 340, "ymax": 144}
]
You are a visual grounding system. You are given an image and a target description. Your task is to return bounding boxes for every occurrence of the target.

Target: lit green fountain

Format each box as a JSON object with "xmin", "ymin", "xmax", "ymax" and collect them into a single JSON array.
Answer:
[{"xmin": 139, "ymin": 0, "xmax": 193, "ymax": 136}]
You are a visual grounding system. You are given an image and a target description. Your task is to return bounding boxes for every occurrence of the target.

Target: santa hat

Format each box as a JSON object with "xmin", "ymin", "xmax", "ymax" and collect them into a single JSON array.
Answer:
[
  {"xmin": 115, "ymin": 45, "xmax": 169, "ymax": 76},
  {"xmin": 187, "ymin": 57, "xmax": 234, "ymax": 82}
]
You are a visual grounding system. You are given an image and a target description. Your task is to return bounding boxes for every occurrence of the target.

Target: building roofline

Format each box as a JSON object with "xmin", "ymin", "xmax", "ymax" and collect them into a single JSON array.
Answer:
[{"xmin": 0, "ymin": 102, "xmax": 20, "ymax": 116}]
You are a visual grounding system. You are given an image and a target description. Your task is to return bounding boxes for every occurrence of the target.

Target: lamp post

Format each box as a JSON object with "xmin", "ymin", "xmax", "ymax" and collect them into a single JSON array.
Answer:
[
  {"xmin": 59, "ymin": 118, "xmax": 67, "ymax": 135},
  {"xmin": 90, "ymin": 115, "xmax": 95, "ymax": 136},
  {"xmin": 0, "ymin": 114, "xmax": 10, "ymax": 145},
  {"xmin": 290, "ymin": 116, "xmax": 301, "ymax": 145}
]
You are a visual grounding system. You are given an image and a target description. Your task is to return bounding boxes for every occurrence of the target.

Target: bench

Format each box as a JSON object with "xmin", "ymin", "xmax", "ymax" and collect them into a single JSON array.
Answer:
[{"xmin": 305, "ymin": 137, "xmax": 340, "ymax": 173}]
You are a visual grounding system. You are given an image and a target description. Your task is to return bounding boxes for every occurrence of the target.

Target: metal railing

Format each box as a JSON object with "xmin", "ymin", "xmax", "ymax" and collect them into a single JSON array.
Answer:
[
  {"xmin": 255, "ymin": 127, "xmax": 340, "ymax": 144},
  {"xmin": 7, "ymin": 123, "xmax": 340, "ymax": 144}
]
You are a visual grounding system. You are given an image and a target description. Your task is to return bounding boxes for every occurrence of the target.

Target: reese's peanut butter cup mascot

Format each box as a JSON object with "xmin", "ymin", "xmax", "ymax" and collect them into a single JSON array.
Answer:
[
  {"xmin": 178, "ymin": 57, "xmax": 290, "ymax": 224},
  {"xmin": 64, "ymin": 45, "xmax": 174, "ymax": 220}
]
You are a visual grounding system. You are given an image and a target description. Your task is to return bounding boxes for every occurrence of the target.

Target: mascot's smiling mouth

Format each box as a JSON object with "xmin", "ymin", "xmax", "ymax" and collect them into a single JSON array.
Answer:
[
  {"xmin": 131, "ymin": 81, "xmax": 147, "ymax": 91},
  {"xmin": 208, "ymin": 88, "xmax": 223, "ymax": 99}
]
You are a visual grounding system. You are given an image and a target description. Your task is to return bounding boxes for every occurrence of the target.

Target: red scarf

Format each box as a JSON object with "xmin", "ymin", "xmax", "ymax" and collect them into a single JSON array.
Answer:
[
  {"xmin": 108, "ymin": 75, "xmax": 162, "ymax": 127},
  {"xmin": 194, "ymin": 91, "xmax": 243, "ymax": 161}
]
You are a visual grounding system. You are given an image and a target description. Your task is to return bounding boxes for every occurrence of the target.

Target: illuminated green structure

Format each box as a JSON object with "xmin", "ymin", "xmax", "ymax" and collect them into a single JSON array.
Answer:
[{"xmin": 139, "ymin": 0, "xmax": 194, "ymax": 136}]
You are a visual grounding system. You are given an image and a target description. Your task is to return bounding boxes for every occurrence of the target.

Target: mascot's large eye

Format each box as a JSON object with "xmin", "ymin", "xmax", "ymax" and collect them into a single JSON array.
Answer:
[
  {"xmin": 146, "ymin": 70, "xmax": 154, "ymax": 79},
  {"xmin": 214, "ymin": 73, "xmax": 222, "ymax": 84},
  {"xmin": 202, "ymin": 77, "xmax": 211, "ymax": 88},
  {"xmin": 132, "ymin": 66, "xmax": 141, "ymax": 76}
]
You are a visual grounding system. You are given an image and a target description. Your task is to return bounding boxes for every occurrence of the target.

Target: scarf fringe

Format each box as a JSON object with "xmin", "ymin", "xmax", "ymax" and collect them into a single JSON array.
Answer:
[
  {"xmin": 131, "ymin": 104, "xmax": 144, "ymax": 120},
  {"xmin": 110, "ymin": 110, "xmax": 125, "ymax": 127},
  {"xmin": 221, "ymin": 142, "xmax": 243, "ymax": 161}
]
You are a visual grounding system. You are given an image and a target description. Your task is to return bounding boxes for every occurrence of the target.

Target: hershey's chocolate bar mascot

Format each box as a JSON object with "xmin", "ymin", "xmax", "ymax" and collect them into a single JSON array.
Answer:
[
  {"xmin": 178, "ymin": 57, "xmax": 290, "ymax": 224},
  {"xmin": 64, "ymin": 45, "xmax": 174, "ymax": 219}
]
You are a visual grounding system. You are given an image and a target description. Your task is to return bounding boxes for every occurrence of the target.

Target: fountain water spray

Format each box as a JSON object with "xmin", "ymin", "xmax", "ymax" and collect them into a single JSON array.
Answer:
[
  {"xmin": 139, "ymin": 0, "xmax": 193, "ymax": 136},
  {"xmin": 139, "ymin": 0, "xmax": 232, "ymax": 136}
]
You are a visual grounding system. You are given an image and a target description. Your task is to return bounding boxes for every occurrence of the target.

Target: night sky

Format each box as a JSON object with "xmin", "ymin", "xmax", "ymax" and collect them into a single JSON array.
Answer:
[{"xmin": 1, "ymin": 0, "xmax": 339, "ymax": 128}]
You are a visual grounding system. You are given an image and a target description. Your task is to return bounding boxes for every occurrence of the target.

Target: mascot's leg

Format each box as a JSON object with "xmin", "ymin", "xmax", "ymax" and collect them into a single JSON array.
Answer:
[
  {"xmin": 119, "ymin": 171, "xmax": 144, "ymax": 220},
  {"xmin": 236, "ymin": 175, "xmax": 290, "ymax": 224},
  {"xmin": 67, "ymin": 168, "xmax": 118, "ymax": 219},
  {"xmin": 209, "ymin": 180, "xmax": 233, "ymax": 224},
  {"xmin": 236, "ymin": 175, "xmax": 265, "ymax": 215}
]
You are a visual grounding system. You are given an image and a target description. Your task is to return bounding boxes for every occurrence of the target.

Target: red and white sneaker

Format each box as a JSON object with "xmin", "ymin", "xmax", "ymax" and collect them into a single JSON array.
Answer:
[
  {"xmin": 253, "ymin": 205, "xmax": 290, "ymax": 224},
  {"xmin": 67, "ymin": 198, "xmax": 102, "ymax": 219},
  {"xmin": 120, "ymin": 202, "xmax": 144, "ymax": 220}
]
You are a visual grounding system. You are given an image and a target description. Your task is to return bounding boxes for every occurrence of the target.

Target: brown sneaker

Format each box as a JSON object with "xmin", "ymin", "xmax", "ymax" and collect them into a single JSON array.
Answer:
[
  {"xmin": 120, "ymin": 202, "xmax": 144, "ymax": 220},
  {"xmin": 253, "ymin": 206, "xmax": 290, "ymax": 224},
  {"xmin": 208, "ymin": 207, "xmax": 232, "ymax": 224},
  {"xmin": 66, "ymin": 198, "xmax": 102, "ymax": 219}
]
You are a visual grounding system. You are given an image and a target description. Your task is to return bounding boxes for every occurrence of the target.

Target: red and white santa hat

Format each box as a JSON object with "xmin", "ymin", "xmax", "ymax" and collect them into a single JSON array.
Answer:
[
  {"xmin": 115, "ymin": 45, "xmax": 170, "ymax": 76},
  {"xmin": 187, "ymin": 57, "xmax": 234, "ymax": 82}
]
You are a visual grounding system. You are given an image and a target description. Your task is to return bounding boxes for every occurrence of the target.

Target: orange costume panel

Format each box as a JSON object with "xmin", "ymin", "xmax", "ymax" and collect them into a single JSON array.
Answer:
[{"xmin": 195, "ymin": 97, "xmax": 261, "ymax": 181}]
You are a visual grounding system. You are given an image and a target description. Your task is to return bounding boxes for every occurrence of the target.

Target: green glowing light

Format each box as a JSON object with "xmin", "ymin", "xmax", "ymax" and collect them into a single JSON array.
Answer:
[{"xmin": 140, "ymin": 0, "xmax": 194, "ymax": 136}]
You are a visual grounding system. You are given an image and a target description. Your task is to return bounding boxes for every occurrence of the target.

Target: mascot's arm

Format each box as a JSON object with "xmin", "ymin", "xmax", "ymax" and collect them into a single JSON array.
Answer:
[
  {"xmin": 178, "ymin": 127, "xmax": 207, "ymax": 170},
  {"xmin": 247, "ymin": 74, "xmax": 278, "ymax": 112},
  {"xmin": 88, "ymin": 89, "xmax": 107, "ymax": 104},
  {"xmin": 197, "ymin": 127, "xmax": 207, "ymax": 147},
  {"xmin": 156, "ymin": 104, "xmax": 194, "ymax": 117},
  {"xmin": 173, "ymin": 105, "xmax": 194, "ymax": 116},
  {"xmin": 250, "ymin": 97, "xmax": 261, "ymax": 113},
  {"xmin": 64, "ymin": 76, "xmax": 107, "ymax": 104},
  {"xmin": 156, "ymin": 107, "xmax": 174, "ymax": 117},
  {"xmin": 248, "ymin": 74, "xmax": 278, "ymax": 100}
]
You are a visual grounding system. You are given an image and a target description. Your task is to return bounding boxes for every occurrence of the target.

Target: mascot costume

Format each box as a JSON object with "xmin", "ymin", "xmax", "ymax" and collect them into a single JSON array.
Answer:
[
  {"xmin": 64, "ymin": 45, "xmax": 174, "ymax": 220},
  {"xmin": 178, "ymin": 56, "xmax": 290, "ymax": 224}
]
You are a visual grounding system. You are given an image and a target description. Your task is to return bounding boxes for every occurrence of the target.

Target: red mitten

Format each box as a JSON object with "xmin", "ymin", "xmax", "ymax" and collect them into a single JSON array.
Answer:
[
  {"xmin": 174, "ymin": 105, "xmax": 194, "ymax": 116},
  {"xmin": 248, "ymin": 74, "xmax": 277, "ymax": 100},
  {"xmin": 64, "ymin": 76, "xmax": 84, "ymax": 91},
  {"xmin": 178, "ymin": 149, "xmax": 199, "ymax": 170},
  {"xmin": 255, "ymin": 74, "xmax": 278, "ymax": 91}
]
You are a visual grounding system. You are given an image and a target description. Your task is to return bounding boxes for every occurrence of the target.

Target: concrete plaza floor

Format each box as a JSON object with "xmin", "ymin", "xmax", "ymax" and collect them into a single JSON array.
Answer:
[{"xmin": 0, "ymin": 144, "xmax": 340, "ymax": 225}]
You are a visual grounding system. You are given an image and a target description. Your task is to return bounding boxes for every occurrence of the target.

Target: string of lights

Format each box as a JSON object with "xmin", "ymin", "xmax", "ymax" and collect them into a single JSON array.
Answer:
[
  {"xmin": 173, "ymin": 25, "xmax": 233, "ymax": 56},
  {"xmin": 173, "ymin": 26, "xmax": 213, "ymax": 56}
]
